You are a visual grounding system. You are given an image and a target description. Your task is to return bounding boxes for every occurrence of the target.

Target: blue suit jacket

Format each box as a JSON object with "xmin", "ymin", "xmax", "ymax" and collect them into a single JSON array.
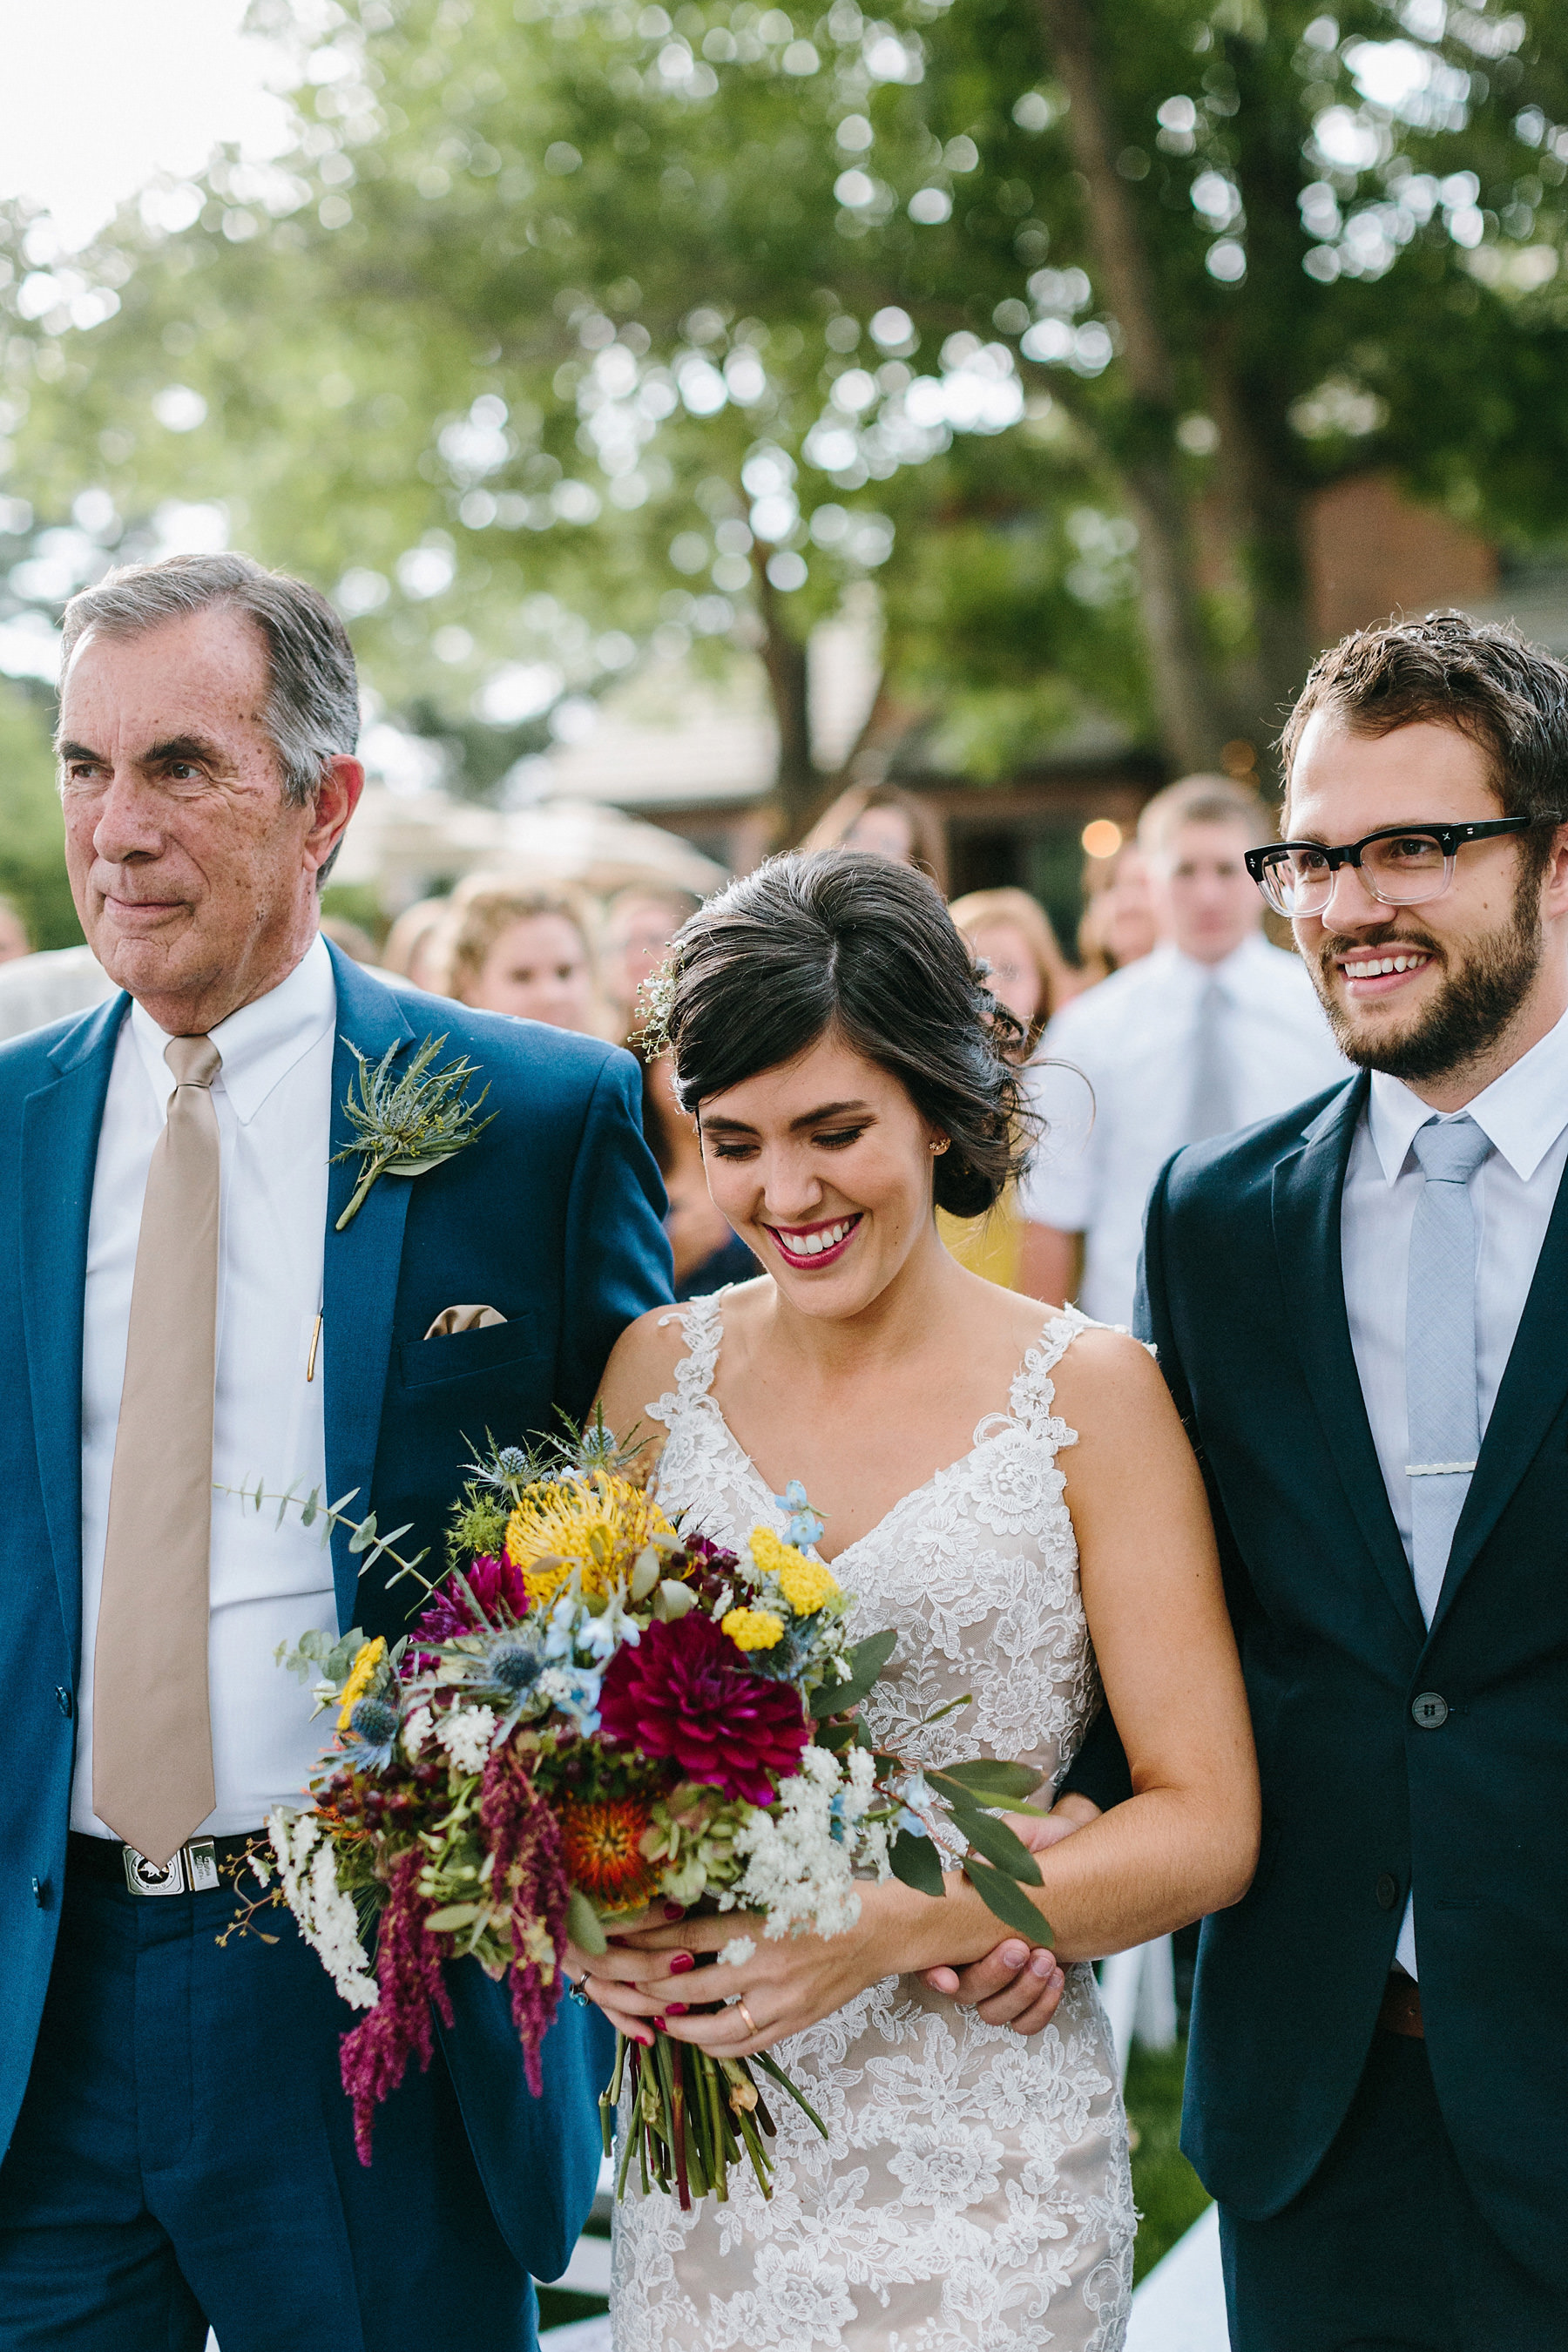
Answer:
[
  {"xmin": 1070, "ymin": 1073, "xmax": 1568, "ymax": 2282},
  {"xmin": 0, "ymin": 944, "xmax": 671, "ymax": 2283}
]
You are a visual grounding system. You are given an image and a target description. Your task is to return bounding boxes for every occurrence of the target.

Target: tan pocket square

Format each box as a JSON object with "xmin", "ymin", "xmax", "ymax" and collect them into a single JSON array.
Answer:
[{"xmin": 423, "ymin": 1304, "xmax": 507, "ymax": 1339}]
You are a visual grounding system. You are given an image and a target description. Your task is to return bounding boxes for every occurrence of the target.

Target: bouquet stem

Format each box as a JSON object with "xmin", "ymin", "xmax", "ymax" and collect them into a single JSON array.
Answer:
[{"xmin": 606, "ymin": 2029, "xmax": 829, "ymax": 2212}]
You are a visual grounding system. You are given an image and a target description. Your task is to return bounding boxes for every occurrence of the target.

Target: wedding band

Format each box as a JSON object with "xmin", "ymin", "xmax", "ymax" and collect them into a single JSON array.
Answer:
[{"xmin": 736, "ymin": 2001, "xmax": 757, "ymax": 2037}]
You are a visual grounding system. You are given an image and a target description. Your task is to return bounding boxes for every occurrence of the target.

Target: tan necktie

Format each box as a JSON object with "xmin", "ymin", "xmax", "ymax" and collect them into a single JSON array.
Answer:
[{"xmin": 92, "ymin": 1034, "xmax": 222, "ymax": 1866}]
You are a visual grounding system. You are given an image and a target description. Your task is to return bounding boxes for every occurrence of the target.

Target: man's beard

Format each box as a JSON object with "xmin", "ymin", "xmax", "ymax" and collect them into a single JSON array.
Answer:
[{"xmin": 1311, "ymin": 874, "xmax": 1544, "ymax": 1086}]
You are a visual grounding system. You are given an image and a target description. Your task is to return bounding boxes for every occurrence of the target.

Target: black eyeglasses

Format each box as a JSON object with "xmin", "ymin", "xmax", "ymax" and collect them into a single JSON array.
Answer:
[{"xmin": 1244, "ymin": 816, "xmax": 1558, "ymax": 919}]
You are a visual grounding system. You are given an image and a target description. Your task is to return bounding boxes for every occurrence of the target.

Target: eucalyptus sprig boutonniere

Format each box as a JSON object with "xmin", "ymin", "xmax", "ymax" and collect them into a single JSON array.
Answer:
[{"xmin": 332, "ymin": 1034, "xmax": 496, "ymax": 1230}]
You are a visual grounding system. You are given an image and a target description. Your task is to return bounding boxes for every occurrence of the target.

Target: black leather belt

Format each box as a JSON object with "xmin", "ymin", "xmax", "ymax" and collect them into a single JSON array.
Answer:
[
  {"xmin": 1378, "ymin": 1971, "xmax": 1424, "ymax": 2038},
  {"xmin": 68, "ymin": 1828, "xmax": 266, "ymax": 1897}
]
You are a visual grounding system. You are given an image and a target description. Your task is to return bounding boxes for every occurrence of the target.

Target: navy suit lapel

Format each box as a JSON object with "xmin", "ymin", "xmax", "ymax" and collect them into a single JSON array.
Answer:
[
  {"xmin": 1270, "ymin": 1073, "xmax": 1427, "ymax": 1646},
  {"xmin": 20, "ymin": 996, "xmax": 129, "ymax": 1668},
  {"xmin": 321, "ymin": 947, "xmax": 418, "ymax": 1630},
  {"xmin": 1429, "ymin": 1151, "xmax": 1568, "ymax": 1636}
]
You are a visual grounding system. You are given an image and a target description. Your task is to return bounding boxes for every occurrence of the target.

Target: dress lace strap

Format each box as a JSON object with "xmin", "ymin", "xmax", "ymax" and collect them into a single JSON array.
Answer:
[
  {"xmin": 648, "ymin": 1288, "xmax": 727, "ymax": 1422},
  {"xmin": 1005, "ymin": 1304, "xmax": 1099, "ymax": 1441}
]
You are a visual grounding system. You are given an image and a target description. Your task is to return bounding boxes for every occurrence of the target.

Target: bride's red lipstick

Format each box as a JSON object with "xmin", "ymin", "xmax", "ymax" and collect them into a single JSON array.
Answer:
[{"xmin": 765, "ymin": 1213, "xmax": 863, "ymax": 1271}]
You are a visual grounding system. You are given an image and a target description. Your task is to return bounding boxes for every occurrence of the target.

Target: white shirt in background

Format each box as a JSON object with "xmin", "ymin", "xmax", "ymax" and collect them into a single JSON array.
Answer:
[
  {"xmin": 1339, "ymin": 999, "xmax": 1568, "ymax": 1977},
  {"xmin": 0, "ymin": 943, "xmax": 117, "ymax": 1042},
  {"xmin": 1021, "ymin": 933, "xmax": 1347, "ymax": 1326},
  {"xmin": 73, "ymin": 934, "xmax": 340, "ymax": 1840}
]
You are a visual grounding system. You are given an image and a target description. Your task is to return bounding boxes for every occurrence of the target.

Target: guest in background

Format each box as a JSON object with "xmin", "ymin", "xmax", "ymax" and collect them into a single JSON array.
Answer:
[
  {"xmin": 380, "ymin": 895, "xmax": 449, "ymax": 993},
  {"xmin": 937, "ymin": 887, "xmax": 1071, "ymax": 1290},
  {"xmin": 1020, "ymin": 774, "xmax": 1345, "ymax": 1323},
  {"xmin": 949, "ymin": 885, "xmax": 1078, "ymax": 1045},
  {"xmin": 601, "ymin": 882, "xmax": 700, "ymax": 1043},
  {"xmin": 438, "ymin": 880, "xmax": 610, "ymax": 1034},
  {"xmin": 0, "ymin": 943, "xmax": 117, "ymax": 1043},
  {"xmin": 0, "ymin": 896, "xmax": 30, "ymax": 965},
  {"xmin": 800, "ymin": 781, "xmax": 943, "ymax": 876},
  {"xmin": 1077, "ymin": 841, "xmax": 1157, "ymax": 981},
  {"xmin": 640, "ymin": 1047, "xmax": 758, "ymax": 1300}
]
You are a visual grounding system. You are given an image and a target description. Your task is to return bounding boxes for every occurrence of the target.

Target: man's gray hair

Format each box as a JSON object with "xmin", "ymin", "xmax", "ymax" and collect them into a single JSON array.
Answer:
[{"xmin": 59, "ymin": 551, "xmax": 359, "ymax": 807}]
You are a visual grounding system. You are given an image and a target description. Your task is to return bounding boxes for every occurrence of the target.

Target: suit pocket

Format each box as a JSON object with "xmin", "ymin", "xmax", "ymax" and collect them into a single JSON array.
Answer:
[{"xmin": 398, "ymin": 1316, "xmax": 543, "ymax": 1389}]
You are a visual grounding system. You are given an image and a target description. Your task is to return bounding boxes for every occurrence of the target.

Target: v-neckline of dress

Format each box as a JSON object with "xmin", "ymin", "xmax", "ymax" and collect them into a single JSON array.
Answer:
[{"xmin": 683, "ymin": 1297, "xmax": 1087, "ymax": 1570}]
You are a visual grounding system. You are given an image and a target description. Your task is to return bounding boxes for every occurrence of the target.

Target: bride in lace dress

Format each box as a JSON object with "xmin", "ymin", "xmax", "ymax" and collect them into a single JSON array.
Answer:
[{"xmin": 581, "ymin": 851, "xmax": 1259, "ymax": 2352}]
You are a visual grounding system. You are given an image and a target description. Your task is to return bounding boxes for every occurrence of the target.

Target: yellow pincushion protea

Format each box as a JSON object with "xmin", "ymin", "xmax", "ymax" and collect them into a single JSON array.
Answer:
[
  {"xmin": 748, "ymin": 1526, "xmax": 840, "ymax": 1618},
  {"xmin": 722, "ymin": 1606, "xmax": 786, "ymax": 1651},
  {"xmin": 336, "ymin": 1637, "xmax": 386, "ymax": 1729},
  {"xmin": 504, "ymin": 1470, "xmax": 673, "ymax": 1610}
]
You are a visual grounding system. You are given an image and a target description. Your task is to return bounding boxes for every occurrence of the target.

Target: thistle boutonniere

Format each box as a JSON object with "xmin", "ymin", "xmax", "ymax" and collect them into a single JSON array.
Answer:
[{"xmin": 332, "ymin": 1033, "xmax": 497, "ymax": 1230}]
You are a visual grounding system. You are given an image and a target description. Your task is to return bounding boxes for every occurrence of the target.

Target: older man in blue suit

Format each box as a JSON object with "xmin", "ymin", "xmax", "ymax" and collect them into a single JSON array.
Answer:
[{"xmin": 0, "ymin": 552, "xmax": 672, "ymax": 2349}]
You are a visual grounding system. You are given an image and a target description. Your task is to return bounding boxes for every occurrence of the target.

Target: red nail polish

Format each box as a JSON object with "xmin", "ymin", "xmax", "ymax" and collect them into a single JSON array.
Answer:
[
  {"xmin": 668, "ymin": 1952, "xmax": 694, "ymax": 1975},
  {"xmin": 664, "ymin": 1903, "xmax": 686, "ymax": 1921},
  {"xmin": 666, "ymin": 2002, "xmax": 687, "ymax": 2017},
  {"xmin": 653, "ymin": 2015, "xmax": 666, "ymax": 2030}
]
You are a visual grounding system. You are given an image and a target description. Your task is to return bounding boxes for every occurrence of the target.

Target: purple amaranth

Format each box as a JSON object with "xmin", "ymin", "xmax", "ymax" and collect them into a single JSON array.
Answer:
[
  {"xmin": 339, "ymin": 1846, "xmax": 454, "ymax": 2164},
  {"xmin": 479, "ymin": 1747, "xmax": 571, "ymax": 2096}
]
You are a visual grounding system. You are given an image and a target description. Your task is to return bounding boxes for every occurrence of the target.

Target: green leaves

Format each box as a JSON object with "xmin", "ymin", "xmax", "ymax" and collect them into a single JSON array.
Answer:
[
  {"xmin": 809, "ymin": 1627, "xmax": 897, "ymax": 1720},
  {"xmin": 963, "ymin": 1857, "xmax": 1051, "ymax": 1943},
  {"xmin": 925, "ymin": 1760, "xmax": 1044, "ymax": 1806},
  {"xmin": 565, "ymin": 1887, "xmax": 609, "ymax": 1956},
  {"xmin": 888, "ymin": 1825, "xmax": 946, "ymax": 1898}
]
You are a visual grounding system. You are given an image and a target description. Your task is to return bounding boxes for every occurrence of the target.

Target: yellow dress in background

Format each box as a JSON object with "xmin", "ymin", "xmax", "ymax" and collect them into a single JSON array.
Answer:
[{"xmin": 936, "ymin": 1186, "xmax": 1024, "ymax": 1290}]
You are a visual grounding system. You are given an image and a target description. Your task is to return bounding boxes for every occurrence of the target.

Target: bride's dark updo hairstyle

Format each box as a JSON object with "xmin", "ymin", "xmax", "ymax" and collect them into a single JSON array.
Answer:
[{"xmin": 653, "ymin": 849, "xmax": 1032, "ymax": 1219}]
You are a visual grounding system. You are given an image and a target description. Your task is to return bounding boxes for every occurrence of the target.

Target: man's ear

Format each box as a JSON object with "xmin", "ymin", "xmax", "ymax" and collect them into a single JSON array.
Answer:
[{"xmin": 306, "ymin": 755, "xmax": 365, "ymax": 882}]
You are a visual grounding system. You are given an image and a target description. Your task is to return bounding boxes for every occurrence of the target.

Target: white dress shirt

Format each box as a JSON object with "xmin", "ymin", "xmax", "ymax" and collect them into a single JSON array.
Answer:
[
  {"xmin": 1340, "ymin": 999, "xmax": 1568, "ymax": 1975},
  {"xmin": 1021, "ymin": 934, "xmax": 1347, "ymax": 1325},
  {"xmin": 73, "ymin": 935, "xmax": 341, "ymax": 1840}
]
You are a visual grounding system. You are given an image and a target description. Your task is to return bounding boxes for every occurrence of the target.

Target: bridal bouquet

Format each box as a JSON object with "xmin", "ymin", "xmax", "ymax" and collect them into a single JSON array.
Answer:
[{"xmin": 254, "ymin": 1426, "xmax": 1049, "ymax": 2209}]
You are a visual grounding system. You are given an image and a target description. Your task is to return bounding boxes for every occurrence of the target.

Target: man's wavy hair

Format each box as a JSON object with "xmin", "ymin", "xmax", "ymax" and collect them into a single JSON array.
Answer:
[
  {"xmin": 1281, "ymin": 612, "xmax": 1568, "ymax": 881},
  {"xmin": 652, "ymin": 849, "xmax": 1033, "ymax": 1219}
]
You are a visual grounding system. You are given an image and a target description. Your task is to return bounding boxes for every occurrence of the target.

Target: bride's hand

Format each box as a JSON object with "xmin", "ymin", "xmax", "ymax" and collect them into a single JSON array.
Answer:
[{"xmin": 578, "ymin": 1884, "xmax": 917, "ymax": 2058}]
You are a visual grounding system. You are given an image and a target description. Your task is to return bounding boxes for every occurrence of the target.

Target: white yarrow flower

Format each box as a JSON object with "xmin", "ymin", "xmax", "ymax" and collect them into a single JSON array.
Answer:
[
  {"xmin": 436, "ymin": 1703, "xmax": 498, "ymax": 1775},
  {"xmin": 402, "ymin": 1704, "xmax": 433, "ymax": 1760},
  {"xmin": 718, "ymin": 1936, "xmax": 757, "ymax": 1967},
  {"xmin": 733, "ymin": 1746, "xmax": 864, "ymax": 1938},
  {"xmin": 267, "ymin": 1806, "xmax": 378, "ymax": 2010}
]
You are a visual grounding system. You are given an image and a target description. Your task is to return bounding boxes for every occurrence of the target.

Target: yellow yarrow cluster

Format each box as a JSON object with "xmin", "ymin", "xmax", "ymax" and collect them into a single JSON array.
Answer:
[
  {"xmin": 748, "ymin": 1526, "xmax": 841, "ymax": 1618},
  {"xmin": 722, "ymin": 1606, "xmax": 786, "ymax": 1651},
  {"xmin": 337, "ymin": 1637, "xmax": 386, "ymax": 1729},
  {"xmin": 504, "ymin": 1470, "xmax": 673, "ymax": 1610}
]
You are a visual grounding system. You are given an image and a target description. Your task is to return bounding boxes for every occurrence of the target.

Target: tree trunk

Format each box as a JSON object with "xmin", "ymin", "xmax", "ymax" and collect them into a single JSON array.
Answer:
[
  {"xmin": 1034, "ymin": 0, "xmax": 1237, "ymax": 771},
  {"xmin": 754, "ymin": 557, "xmax": 821, "ymax": 842}
]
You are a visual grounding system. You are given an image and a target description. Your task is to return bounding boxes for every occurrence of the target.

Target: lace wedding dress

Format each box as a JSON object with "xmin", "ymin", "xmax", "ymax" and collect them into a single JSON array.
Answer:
[{"xmin": 610, "ymin": 1292, "xmax": 1136, "ymax": 2352}]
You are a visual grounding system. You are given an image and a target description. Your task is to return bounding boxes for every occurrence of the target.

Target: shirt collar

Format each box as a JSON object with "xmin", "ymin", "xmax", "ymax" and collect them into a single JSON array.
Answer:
[
  {"xmin": 1365, "ymin": 998, "xmax": 1568, "ymax": 1186},
  {"xmin": 129, "ymin": 934, "xmax": 337, "ymax": 1127},
  {"xmin": 1162, "ymin": 931, "xmax": 1270, "ymax": 999}
]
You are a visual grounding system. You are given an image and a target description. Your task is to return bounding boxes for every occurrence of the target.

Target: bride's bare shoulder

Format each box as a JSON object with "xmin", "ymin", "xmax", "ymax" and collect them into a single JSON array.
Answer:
[{"xmin": 596, "ymin": 1301, "xmax": 693, "ymax": 1446}]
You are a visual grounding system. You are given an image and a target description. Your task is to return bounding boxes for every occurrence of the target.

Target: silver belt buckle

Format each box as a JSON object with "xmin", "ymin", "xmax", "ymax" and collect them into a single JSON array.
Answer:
[{"xmin": 121, "ymin": 1838, "xmax": 220, "ymax": 1896}]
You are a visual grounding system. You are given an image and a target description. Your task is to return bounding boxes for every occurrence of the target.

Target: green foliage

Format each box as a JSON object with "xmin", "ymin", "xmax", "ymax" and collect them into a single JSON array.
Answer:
[
  {"xmin": 1125, "ymin": 2035, "xmax": 1210, "ymax": 2284},
  {"xmin": 0, "ymin": 678, "xmax": 80, "ymax": 950},
  {"xmin": 447, "ymin": 1489, "xmax": 510, "ymax": 1569},
  {"xmin": 332, "ymin": 1031, "xmax": 497, "ymax": 1227}
]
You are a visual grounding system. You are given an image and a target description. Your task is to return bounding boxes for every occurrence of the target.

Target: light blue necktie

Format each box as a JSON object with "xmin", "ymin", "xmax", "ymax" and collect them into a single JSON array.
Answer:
[
  {"xmin": 1404, "ymin": 1114, "xmax": 1493, "ymax": 1625},
  {"xmin": 1183, "ymin": 977, "xmax": 1235, "ymax": 1145}
]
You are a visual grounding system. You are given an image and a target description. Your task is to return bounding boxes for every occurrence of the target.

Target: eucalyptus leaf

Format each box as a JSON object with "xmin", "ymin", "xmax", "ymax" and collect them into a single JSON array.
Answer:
[
  {"xmin": 949, "ymin": 1805, "xmax": 1044, "ymax": 1884},
  {"xmin": 963, "ymin": 1857, "xmax": 1051, "ymax": 1942},
  {"xmin": 809, "ymin": 1625, "xmax": 897, "ymax": 1720},
  {"xmin": 888, "ymin": 1826, "xmax": 945, "ymax": 1898},
  {"xmin": 926, "ymin": 1759, "xmax": 1044, "ymax": 1805},
  {"xmin": 566, "ymin": 1888, "xmax": 609, "ymax": 1955}
]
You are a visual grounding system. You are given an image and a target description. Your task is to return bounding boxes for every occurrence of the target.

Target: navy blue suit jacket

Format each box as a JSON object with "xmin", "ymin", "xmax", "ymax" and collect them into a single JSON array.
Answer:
[
  {"xmin": 1067, "ymin": 1074, "xmax": 1568, "ymax": 2280},
  {"xmin": 0, "ymin": 944, "xmax": 672, "ymax": 2281}
]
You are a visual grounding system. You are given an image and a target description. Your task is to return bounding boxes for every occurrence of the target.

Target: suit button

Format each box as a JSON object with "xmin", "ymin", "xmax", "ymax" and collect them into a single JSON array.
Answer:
[
  {"xmin": 1411, "ymin": 1692, "xmax": 1449, "ymax": 1729},
  {"xmin": 55, "ymin": 1686, "xmax": 72, "ymax": 1719},
  {"xmin": 1376, "ymin": 1873, "xmax": 1398, "ymax": 1910},
  {"xmin": 31, "ymin": 1877, "xmax": 49, "ymax": 1908}
]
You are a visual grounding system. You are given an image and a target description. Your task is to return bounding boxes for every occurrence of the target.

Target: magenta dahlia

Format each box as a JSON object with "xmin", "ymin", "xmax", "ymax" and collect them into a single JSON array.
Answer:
[
  {"xmin": 598, "ymin": 1614, "xmax": 809, "ymax": 1806},
  {"xmin": 413, "ymin": 1553, "xmax": 529, "ymax": 1648}
]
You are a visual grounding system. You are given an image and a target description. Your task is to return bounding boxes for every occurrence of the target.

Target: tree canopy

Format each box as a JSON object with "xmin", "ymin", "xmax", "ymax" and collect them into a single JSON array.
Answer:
[{"xmin": 3, "ymin": 0, "xmax": 1568, "ymax": 824}]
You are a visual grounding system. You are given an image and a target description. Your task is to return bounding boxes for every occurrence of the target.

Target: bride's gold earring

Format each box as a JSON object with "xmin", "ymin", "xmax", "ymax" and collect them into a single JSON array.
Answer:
[{"xmin": 930, "ymin": 1138, "xmax": 950, "ymax": 1155}]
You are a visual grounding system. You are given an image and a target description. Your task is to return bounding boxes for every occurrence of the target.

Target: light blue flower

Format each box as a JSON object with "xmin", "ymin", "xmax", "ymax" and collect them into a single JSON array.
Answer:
[
  {"xmin": 578, "ymin": 1586, "xmax": 642, "ymax": 1662},
  {"xmin": 774, "ymin": 1478, "xmax": 826, "ymax": 1551},
  {"xmin": 540, "ymin": 1662, "xmax": 604, "ymax": 1735}
]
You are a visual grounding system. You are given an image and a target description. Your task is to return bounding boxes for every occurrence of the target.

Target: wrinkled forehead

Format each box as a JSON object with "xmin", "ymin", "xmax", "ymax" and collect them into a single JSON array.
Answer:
[{"xmin": 57, "ymin": 608, "xmax": 274, "ymax": 754}]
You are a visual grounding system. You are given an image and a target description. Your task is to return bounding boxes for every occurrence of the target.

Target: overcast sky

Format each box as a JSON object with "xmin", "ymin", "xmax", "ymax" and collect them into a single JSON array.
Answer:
[{"xmin": 0, "ymin": 0, "xmax": 288, "ymax": 251}]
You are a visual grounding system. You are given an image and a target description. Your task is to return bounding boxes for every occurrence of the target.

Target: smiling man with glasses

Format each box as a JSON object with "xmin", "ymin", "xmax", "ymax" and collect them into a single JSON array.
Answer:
[{"xmin": 936, "ymin": 610, "xmax": 1568, "ymax": 2349}]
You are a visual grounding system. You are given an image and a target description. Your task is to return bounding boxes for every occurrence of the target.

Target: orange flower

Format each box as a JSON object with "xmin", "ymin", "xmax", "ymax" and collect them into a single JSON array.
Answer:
[{"xmin": 559, "ymin": 1795, "xmax": 659, "ymax": 1911}]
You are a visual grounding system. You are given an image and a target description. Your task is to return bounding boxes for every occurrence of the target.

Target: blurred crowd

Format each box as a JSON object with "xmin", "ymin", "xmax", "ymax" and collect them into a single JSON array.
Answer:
[{"xmin": 0, "ymin": 766, "xmax": 1343, "ymax": 1320}]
